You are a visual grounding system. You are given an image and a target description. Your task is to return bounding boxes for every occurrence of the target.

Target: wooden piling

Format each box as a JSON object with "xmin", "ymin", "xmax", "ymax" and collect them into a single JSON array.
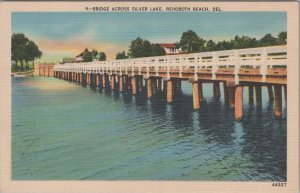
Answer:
[
  {"xmin": 213, "ymin": 82, "xmax": 221, "ymax": 97},
  {"xmin": 284, "ymin": 85, "xmax": 287, "ymax": 105},
  {"xmin": 199, "ymin": 82, "xmax": 203, "ymax": 100},
  {"xmin": 267, "ymin": 85, "xmax": 274, "ymax": 101},
  {"xmin": 102, "ymin": 74, "xmax": 106, "ymax": 88},
  {"xmin": 274, "ymin": 85, "xmax": 282, "ymax": 117},
  {"xmin": 111, "ymin": 75, "xmax": 115, "ymax": 90},
  {"xmin": 235, "ymin": 86, "xmax": 243, "ymax": 121},
  {"xmin": 223, "ymin": 83, "xmax": 229, "ymax": 104},
  {"xmin": 228, "ymin": 87, "xmax": 235, "ymax": 108},
  {"xmin": 255, "ymin": 85, "xmax": 262, "ymax": 107},
  {"xmin": 119, "ymin": 76, "xmax": 123, "ymax": 92},
  {"xmin": 147, "ymin": 78, "xmax": 152, "ymax": 98},
  {"xmin": 248, "ymin": 85, "xmax": 254, "ymax": 103},
  {"xmin": 192, "ymin": 82, "xmax": 200, "ymax": 109},
  {"xmin": 167, "ymin": 80, "xmax": 173, "ymax": 103},
  {"xmin": 132, "ymin": 77, "xmax": 136, "ymax": 95}
]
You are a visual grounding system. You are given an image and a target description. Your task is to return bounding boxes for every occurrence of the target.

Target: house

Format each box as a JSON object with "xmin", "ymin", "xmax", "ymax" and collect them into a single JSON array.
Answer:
[
  {"xmin": 159, "ymin": 43, "xmax": 181, "ymax": 55},
  {"xmin": 62, "ymin": 57, "xmax": 76, "ymax": 64},
  {"xmin": 76, "ymin": 52, "xmax": 84, "ymax": 62}
]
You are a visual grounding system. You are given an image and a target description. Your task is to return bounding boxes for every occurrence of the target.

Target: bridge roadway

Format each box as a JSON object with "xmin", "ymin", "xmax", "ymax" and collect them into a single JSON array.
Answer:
[{"xmin": 52, "ymin": 45, "xmax": 287, "ymax": 121}]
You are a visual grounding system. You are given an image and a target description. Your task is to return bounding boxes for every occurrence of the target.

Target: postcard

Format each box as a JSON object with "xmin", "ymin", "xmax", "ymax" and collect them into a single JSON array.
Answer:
[{"xmin": 0, "ymin": 1, "xmax": 299, "ymax": 193}]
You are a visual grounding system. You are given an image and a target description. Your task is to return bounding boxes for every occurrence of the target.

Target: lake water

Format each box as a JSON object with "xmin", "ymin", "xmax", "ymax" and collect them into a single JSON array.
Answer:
[{"xmin": 12, "ymin": 76, "xmax": 287, "ymax": 181}]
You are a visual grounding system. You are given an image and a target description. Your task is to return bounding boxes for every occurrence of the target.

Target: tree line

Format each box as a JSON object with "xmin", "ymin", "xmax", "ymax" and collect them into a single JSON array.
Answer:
[
  {"xmin": 81, "ymin": 48, "xmax": 106, "ymax": 62},
  {"xmin": 11, "ymin": 33, "xmax": 42, "ymax": 72},
  {"xmin": 116, "ymin": 30, "xmax": 287, "ymax": 59}
]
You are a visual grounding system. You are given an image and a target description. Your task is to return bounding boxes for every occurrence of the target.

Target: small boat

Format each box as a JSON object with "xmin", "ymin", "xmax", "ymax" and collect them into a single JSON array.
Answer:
[{"xmin": 13, "ymin": 74, "xmax": 26, "ymax": 78}]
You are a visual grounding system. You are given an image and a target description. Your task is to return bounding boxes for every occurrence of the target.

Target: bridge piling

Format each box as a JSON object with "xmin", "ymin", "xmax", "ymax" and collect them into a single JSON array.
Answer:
[
  {"xmin": 111, "ymin": 75, "xmax": 115, "ymax": 90},
  {"xmin": 228, "ymin": 86, "xmax": 235, "ymax": 108},
  {"xmin": 213, "ymin": 82, "xmax": 221, "ymax": 98},
  {"xmin": 167, "ymin": 80, "xmax": 173, "ymax": 103},
  {"xmin": 284, "ymin": 85, "xmax": 287, "ymax": 105},
  {"xmin": 267, "ymin": 85, "xmax": 274, "ymax": 101},
  {"xmin": 274, "ymin": 85, "xmax": 282, "ymax": 117},
  {"xmin": 235, "ymin": 86, "xmax": 243, "ymax": 121},
  {"xmin": 147, "ymin": 78, "xmax": 152, "ymax": 98},
  {"xmin": 255, "ymin": 85, "xmax": 262, "ymax": 107},
  {"xmin": 192, "ymin": 81, "xmax": 200, "ymax": 109},
  {"xmin": 132, "ymin": 77, "xmax": 137, "ymax": 95},
  {"xmin": 248, "ymin": 86, "xmax": 254, "ymax": 103},
  {"xmin": 223, "ymin": 83, "xmax": 229, "ymax": 104},
  {"xmin": 119, "ymin": 76, "xmax": 123, "ymax": 92}
]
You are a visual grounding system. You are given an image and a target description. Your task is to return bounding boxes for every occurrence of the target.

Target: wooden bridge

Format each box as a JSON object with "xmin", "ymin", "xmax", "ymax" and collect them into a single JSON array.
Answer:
[{"xmin": 52, "ymin": 45, "xmax": 287, "ymax": 121}]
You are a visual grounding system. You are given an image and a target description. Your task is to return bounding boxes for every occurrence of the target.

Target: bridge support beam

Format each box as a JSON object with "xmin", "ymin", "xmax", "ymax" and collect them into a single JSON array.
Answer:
[
  {"xmin": 224, "ymin": 83, "xmax": 229, "ymax": 104},
  {"xmin": 235, "ymin": 86, "xmax": 243, "ymax": 121},
  {"xmin": 199, "ymin": 82, "xmax": 203, "ymax": 100},
  {"xmin": 167, "ymin": 80, "xmax": 173, "ymax": 103},
  {"xmin": 111, "ymin": 75, "xmax": 115, "ymax": 90},
  {"xmin": 96, "ymin": 74, "xmax": 99, "ymax": 86},
  {"xmin": 248, "ymin": 86, "xmax": 254, "ymax": 103},
  {"xmin": 213, "ymin": 82, "xmax": 221, "ymax": 97},
  {"xmin": 255, "ymin": 85, "xmax": 262, "ymax": 107},
  {"xmin": 267, "ymin": 85, "xmax": 274, "ymax": 101},
  {"xmin": 274, "ymin": 85, "xmax": 282, "ymax": 117},
  {"xmin": 102, "ymin": 74, "xmax": 106, "ymax": 88},
  {"xmin": 132, "ymin": 77, "xmax": 137, "ymax": 95},
  {"xmin": 228, "ymin": 87, "xmax": 235, "ymax": 108},
  {"xmin": 173, "ymin": 79, "xmax": 182, "ymax": 95},
  {"xmin": 284, "ymin": 85, "xmax": 287, "ymax": 105},
  {"xmin": 192, "ymin": 82, "xmax": 200, "ymax": 109},
  {"xmin": 119, "ymin": 76, "xmax": 123, "ymax": 92},
  {"xmin": 147, "ymin": 78, "xmax": 152, "ymax": 98},
  {"xmin": 151, "ymin": 78, "xmax": 157, "ymax": 96}
]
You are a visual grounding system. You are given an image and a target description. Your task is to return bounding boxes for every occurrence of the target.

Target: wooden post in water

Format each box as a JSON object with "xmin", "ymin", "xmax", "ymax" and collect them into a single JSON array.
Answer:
[
  {"xmin": 255, "ymin": 85, "xmax": 262, "ymax": 107},
  {"xmin": 147, "ymin": 78, "xmax": 152, "ymax": 98},
  {"xmin": 132, "ymin": 77, "xmax": 137, "ymax": 95},
  {"xmin": 102, "ymin": 74, "xmax": 106, "ymax": 88},
  {"xmin": 192, "ymin": 82, "xmax": 200, "ymax": 109},
  {"xmin": 127, "ymin": 76, "xmax": 132, "ymax": 90},
  {"xmin": 284, "ymin": 85, "xmax": 287, "ymax": 105},
  {"xmin": 235, "ymin": 86, "xmax": 243, "ymax": 121},
  {"xmin": 119, "ymin": 76, "xmax": 123, "ymax": 92},
  {"xmin": 228, "ymin": 87, "xmax": 235, "ymax": 108},
  {"xmin": 213, "ymin": 82, "xmax": 221, "ymax": 97},
  {"xmin": 248, "ymin": 85, "xmax": 254, "ymax": 103},
  {"xmin": 267, "ymin": 85, "xmax": 274, "ymax": 101},
  {"xmin": 274, "ymin": 85, "xmax": 282, "ymax": 117},
  {"xmin": 158, "ymin": 78, "xmax": 162, "ymax": 91},
  {"xmin": 223, "ymin": 83, "xmax": 229, "ymax": 104},
  {"xmin": 167, "ymin": 80, "xmax": 173, "ymax": 103},
  {"xmin": 96, "ymin": 74, "xmax": 99, "ymax": 86},
  {"xmin": 111, "ymin": 75, "xmax": 115, "ymax": 90},
  {"xmin": 152, "ymin": 78, "xmax": 157, "ymax": 96},
  {"xmin": 139, "ymin": 77, "xmax": 143, "ymax": 91}
]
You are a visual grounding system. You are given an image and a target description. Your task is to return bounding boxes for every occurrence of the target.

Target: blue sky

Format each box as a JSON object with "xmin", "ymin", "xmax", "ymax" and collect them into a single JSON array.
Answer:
[{"xmin": 12, "ymin": 12, "xmax": 286, "ymax": 62}]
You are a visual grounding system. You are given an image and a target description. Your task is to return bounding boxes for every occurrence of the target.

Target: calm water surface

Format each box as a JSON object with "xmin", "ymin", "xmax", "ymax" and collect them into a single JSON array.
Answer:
[{"xmin": 12, "ymin": 76, "xmax": 287, "ymax": 181}]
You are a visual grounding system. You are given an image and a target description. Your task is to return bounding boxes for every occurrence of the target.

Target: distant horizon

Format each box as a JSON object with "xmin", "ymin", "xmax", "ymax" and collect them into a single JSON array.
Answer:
[{"xmin": 12, "ymin": 12, "xmax": 286, "ymax": 63}]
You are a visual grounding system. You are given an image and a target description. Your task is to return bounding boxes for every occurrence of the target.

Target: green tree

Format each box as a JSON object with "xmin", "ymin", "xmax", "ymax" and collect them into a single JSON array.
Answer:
[
  {"xmin": 99, "ymin": 52, "xmax": 106, "ymax": 61},
  {"xmin": 128, "ymin": 37, "xmax": 167, "ymax": 58},
  {"xmin": 205, "ymin": 40, "xmax": 217, "ymax": 51},
  {"xmin": 259, "ymin": 33, "xmax": 277, "ymax": 46},
  {"xmin": 277, "ymin": 31, "xmax": 287, "ymax": 45},
  {"xmin": 25, "ymin": 41, "xmax": 42, "ymax": 69},
  {"xmin": 91, "ymin": 49, "xmax": 99, "ymax": 60},
  {"xmin": 116, "ymin": 51, "xmax": 128, "ymax": 59},
  {"xmin": 82, "ymin": 48, "xmax": 93, "ymax": 62},
  {"xmin": 151, "ymin": 44, "xmax": 165, "ymax": 56},
  {"xmin": 11, "ymin": 33, "xmax": 42, "ymax": 71},
  {"xmin": 177, "ymin": 30, "xmax": 206, "ymax": 53}
]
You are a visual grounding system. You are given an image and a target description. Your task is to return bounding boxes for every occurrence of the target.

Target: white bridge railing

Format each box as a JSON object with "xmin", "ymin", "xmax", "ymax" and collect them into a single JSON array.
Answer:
[{"xmin": 54, "ymin": 45, "xmax": 287, "ymax": 83}]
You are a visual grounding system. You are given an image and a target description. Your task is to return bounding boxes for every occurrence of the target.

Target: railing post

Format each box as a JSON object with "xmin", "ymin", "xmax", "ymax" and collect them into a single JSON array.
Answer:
[
  {"xmin": 212, "ymin": 53, "xmax": 218, "ymax": 80},
  {"xmin": 260, "ymin": 48, "xmax": 268, "ymax": 82},
  {"xmin": 234, "ymin": 50, "xmax": 240, "ymax": 85}
]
